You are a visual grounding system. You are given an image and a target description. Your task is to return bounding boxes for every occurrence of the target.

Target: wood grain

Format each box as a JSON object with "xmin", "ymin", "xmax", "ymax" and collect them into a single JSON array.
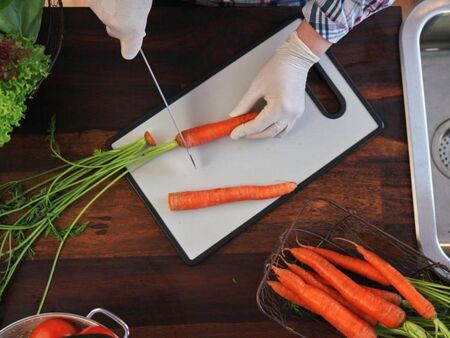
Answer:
[{"xmin": 0, "ymin": 7, "xmax": 407, "ymax": 338}]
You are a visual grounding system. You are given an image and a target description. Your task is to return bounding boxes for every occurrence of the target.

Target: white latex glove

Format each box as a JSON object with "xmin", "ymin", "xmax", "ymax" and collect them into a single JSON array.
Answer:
[
  {"xmin": 230, "ymin": 31, "xmax": 319, "ymax": 139},
  {"xmin": 88, "ymin": 0, "xmax": 152, "ymax": 60}
]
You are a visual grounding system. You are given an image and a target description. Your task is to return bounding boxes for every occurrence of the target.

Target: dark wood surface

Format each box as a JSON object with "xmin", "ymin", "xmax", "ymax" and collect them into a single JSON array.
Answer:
[{"xmin": 0, "ymin": 6, "xmax": 408, "ymax": 337}]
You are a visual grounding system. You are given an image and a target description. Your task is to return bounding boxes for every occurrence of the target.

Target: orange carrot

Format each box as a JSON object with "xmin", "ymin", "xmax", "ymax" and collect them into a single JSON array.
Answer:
[
  {"xmin": 144, "ymin": 131, "xmax": 157, "ymax": 146},
  {"xmin": 362, "ymin": 286, "xmax": 402, "ymax": 305},
  {"xmin": 272, "ymin": 267, "xmax": 376, "ymax": 338},
  {"xmin": 289, "ymin": 248, "xmax": 405, "ymax": 329},
  {"xmin": 310, "ymin": 271, "xmax": 331, "ymax": 286},
  {"xmin": 267, "ymin": 281, "xmax": 312, "ymax": 311},
  {"xmin": 168, "ymin": 182, "xmax": 297, "ymax": 211},
  {"xmin": 340, "ymin": 239, "xmax": 436, "ymax": 320},
  {"xmin": 284, "ymin": 261, "xmax": 377, "ymax": 326},
  {"xmin": 309, "ymin": 271, "xmax": 401, "ymax": 305},
  {"xmin": 304, "ymin": 246, "xmax": 390, "ymax": 286},
  {"xmin": 176, "ymin": 112, "xmax": 258, "ymax": 147}
]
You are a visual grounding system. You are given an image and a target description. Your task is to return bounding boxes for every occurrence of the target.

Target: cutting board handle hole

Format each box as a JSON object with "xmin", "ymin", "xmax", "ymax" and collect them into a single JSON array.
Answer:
[{"xmin": 307, "ymin": 63, "xmax": 346, "ymax": 119}]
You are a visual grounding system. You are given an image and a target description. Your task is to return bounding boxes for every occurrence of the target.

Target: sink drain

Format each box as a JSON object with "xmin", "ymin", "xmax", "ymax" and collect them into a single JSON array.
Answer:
[{"xmin": 432, "ymin": 120, "xmax": 450, "ymax": 178}]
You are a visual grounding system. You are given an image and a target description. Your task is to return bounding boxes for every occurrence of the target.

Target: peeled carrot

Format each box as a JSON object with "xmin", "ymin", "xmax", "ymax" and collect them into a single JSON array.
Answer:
[
  {"xmin": 308, "ymin": 271, "xmax": 401, "ymax": 305},
  {"xmin": 272, "ymin": 267, "xmax": 376, "ymax": 338},
  {"xmin": 289, "ymin": 248, "xmax": 405, "ymax": 329},
  {"xmin": 304, "ymin": 246, "xmax": 390, "ymax": 286},
  {"xmin": 283, "ymin": 261, "xmax": 376, "ymax": 326},
  {"xmin": 340, "ymin": 239, "xmax": 436, "ymax": 320},
  {"xmin": 362, "ymin": 286, "xmax": 402, "ymax": 305},
  {"xmin": 144, "ymin": 131, "xmax": 157, "ymax": 146},
  {"xmin": 168, "ymin": 182, "xmax": 297, "ymax": 211},
  {"xmin": 175, "ymin": 112, "xmax": 258, "ymax": 147},
  {"xmin": 267, "ymin": 281, "xmax": 312, "ymax": 311}
]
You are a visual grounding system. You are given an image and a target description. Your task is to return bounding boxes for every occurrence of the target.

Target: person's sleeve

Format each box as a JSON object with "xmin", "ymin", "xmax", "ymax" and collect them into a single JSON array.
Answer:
[{"xmin": 302, "ymin": 0, "xmax": 395, "ymax": 43}]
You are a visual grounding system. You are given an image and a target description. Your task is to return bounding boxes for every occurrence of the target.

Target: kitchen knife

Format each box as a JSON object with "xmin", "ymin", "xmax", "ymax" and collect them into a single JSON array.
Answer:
[{"xmin": 139, "ymin": 49, "xmax": 197, "ymax": 168}]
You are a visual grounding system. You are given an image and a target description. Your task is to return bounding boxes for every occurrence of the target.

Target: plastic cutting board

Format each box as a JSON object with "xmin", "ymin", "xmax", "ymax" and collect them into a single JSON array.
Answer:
[{"xmin": 108, "ymin": 18, "xmax": 383, "ymax": 264}]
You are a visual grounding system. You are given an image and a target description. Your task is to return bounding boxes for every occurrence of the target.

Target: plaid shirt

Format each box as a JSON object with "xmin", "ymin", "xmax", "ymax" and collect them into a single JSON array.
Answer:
[{"xmin": 192, "ymin": 0, "xmax": 395, "ymax": 43}]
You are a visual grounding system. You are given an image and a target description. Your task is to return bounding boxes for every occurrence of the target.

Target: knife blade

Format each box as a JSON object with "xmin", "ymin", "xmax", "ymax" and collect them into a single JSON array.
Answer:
[{"xmin": 139, "ymin": 49, "xmax": 197, "ymax": 169}]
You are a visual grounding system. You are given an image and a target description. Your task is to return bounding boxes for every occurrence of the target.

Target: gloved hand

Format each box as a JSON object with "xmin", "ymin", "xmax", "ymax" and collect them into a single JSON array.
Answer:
[
  {"xmin": 88, "ymin": 0, "xmax": 153, "ymax": 60},
  {"xmin": 230, "ymin": 31, "xmax": 319, "ymax": 139}
]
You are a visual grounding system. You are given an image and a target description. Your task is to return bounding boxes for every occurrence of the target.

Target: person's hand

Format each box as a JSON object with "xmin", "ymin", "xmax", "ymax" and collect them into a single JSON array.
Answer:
[
  {"xmin": 88, "ymin": 0, "xmax": 153, "ymax": 60},
  {"xmin": 230, "ymin": 31, "xmax": 320, "ymax": 139}
]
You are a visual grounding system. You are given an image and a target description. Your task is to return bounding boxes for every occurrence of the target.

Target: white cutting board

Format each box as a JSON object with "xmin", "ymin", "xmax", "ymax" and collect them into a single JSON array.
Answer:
[{"xmin": 110, "ymin": 19, "xmax": 382, "ymax": 264}]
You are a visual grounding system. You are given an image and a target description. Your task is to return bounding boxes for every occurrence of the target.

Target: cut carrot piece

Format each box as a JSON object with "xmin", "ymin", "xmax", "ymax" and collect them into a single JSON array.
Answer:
[
  {"xmin": 168, "ymin": 182, "xmax": 297, "ymax": 211},
  {"xmin": 340, "ymin": 239, "xmax": 436, "ymax": 320},
  {"xmin": 304, "ymin": 246, "xmax": 390, "ymax": 286},
  {"xmin": 289, "ymin": 248, "xmax": 405, "ymax": 329},
  {"xmin": 144, "ymin": 131, "xmax": 157, "ymax": 146},
  {"xmin": 272, "ymin": 267, "xmax": 376, "ymax": 338},
  {"xmin": 176, "ymin": 112, "xmax": 258, "ymax": 148}
]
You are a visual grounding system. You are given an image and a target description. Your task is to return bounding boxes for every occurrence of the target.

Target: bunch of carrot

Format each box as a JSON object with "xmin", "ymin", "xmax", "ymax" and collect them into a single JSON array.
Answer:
[
  {"xmin": 267, "ymin": 240, "xmax": 450, "ymax": 338},
  {"xmin": 0, "ymin": 112, "xmax": 259, "ymax": 312}
]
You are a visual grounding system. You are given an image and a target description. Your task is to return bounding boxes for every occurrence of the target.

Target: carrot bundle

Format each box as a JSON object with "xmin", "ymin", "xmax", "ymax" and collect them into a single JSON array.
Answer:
[
  {"xmin": 308, "ymin": 270, "xmax": 401, "ymax": 305},
  {"xmin": 283, "ymin": 261, "xmax": 377, "ymax": 326},
  {"xmin": 272, "ymin": 267, "xmax": 376, "ymax": 338},
  {"xmin": 289, "ymin": 248, "xmax": 406, "ymax": 329},
  {"xmin": 341, "ymin": 240, "xmax": 436, "ymax": 320},
  {"xmin": 168, "ymin": 182, "xmax": 297, "ymax": 211},
  {"xmin": 304, "ymin": 246, "xmax": 390, "ymax": 286}
]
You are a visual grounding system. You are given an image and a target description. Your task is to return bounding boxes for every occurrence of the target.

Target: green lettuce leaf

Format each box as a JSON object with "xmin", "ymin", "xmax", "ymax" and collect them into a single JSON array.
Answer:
[
  {"xmin": 0, "ymin": 35, "xmax": 49, "ymax": 147},
  {"xmin": 0, "ymin": 0, "xmax": 45, "ymax": 41}
]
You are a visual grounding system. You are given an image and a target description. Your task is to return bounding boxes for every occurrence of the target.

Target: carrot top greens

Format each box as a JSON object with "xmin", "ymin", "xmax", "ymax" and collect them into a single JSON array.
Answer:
[{"xmin": 0, "ymin": 117, "xmax": 177, "ymax": 313}]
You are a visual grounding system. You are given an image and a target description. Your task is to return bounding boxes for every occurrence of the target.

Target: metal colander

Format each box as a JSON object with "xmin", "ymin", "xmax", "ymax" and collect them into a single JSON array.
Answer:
[
  {"xmin": 432, "ymin": 120, "xmax": 450, "ymax": 178},
  {"xmin": 0, "ymin": 308, "xmax": 129, "ymax": 338},
  {"xmin": 438, "ymin": 132, "xmax": 450, "ymax": 168}
]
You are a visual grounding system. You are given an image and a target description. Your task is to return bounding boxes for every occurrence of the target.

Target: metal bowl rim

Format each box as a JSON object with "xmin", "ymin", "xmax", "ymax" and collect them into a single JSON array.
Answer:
[{"xmin": 0, "ymin": 312, "xmax": 100, "ymax": 334}]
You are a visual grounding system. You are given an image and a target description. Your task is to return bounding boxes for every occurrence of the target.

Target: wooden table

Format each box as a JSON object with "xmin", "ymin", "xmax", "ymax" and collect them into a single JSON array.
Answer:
[{"xmin": 0, "ymin": 6, "xmax": 408, "ymax": 337}]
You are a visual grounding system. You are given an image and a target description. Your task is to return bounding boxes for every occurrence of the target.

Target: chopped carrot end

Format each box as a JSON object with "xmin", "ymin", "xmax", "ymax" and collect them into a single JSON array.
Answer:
[{"xmin": 144, "ymin": 131, "xmax": 157, "ymax": 146}]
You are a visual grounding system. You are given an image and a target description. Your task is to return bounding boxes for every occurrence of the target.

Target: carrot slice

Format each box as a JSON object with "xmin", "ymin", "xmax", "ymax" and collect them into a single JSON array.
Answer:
[
  {"xmin": 304, "ymin": 246, "xmax": 390, "ymax": 286},
  {"xmin": 289, "ymin": 248, "xmax": 405, "ymax": 329},
  {"xmin": 176, "ymin": 112, "xmax": 258, "ymax": 147},
  {"xmin": 272, "ymin": 267, "xmax": 376, "ymax": 338},
  {"xmin": 168, "ymin": 182, "xmax": 297, "ymax": 211},
  {"xmin": 144, "ymin": 131, "xmax": 157, "ymax": 146},
  {"xmin": 340, "ymin": 239, "xmax": 436, "ymax": 320}
]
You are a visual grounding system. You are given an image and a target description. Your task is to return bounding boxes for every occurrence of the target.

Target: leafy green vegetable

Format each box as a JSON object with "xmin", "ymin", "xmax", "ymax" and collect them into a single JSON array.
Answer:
[
  {"xmin": 0, "ymin": 34, "xmax": 49, "ymax": 147},
  {"xmin": 0, "ymin": 0, "xmax": 45, "ymax": 41},
  {"xmin": 0, "ymin": 0, "xmax": 13, "ymax": 11}
]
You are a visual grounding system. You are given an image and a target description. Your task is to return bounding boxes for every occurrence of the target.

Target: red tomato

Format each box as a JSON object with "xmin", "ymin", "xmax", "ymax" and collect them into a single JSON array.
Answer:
[
  {"xmin": 78, "ymin": 326, "xmax": 117, "ymax": 337},
  {"xmin": 30, "ymin": 318, "xmax": 77, "ymax": 338}
]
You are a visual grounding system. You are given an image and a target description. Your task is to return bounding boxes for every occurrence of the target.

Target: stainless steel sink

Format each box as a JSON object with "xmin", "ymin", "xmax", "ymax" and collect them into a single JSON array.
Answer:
[{"xmin": 400, "ymin": 0, "xmax": 450, "ymax": 276}]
